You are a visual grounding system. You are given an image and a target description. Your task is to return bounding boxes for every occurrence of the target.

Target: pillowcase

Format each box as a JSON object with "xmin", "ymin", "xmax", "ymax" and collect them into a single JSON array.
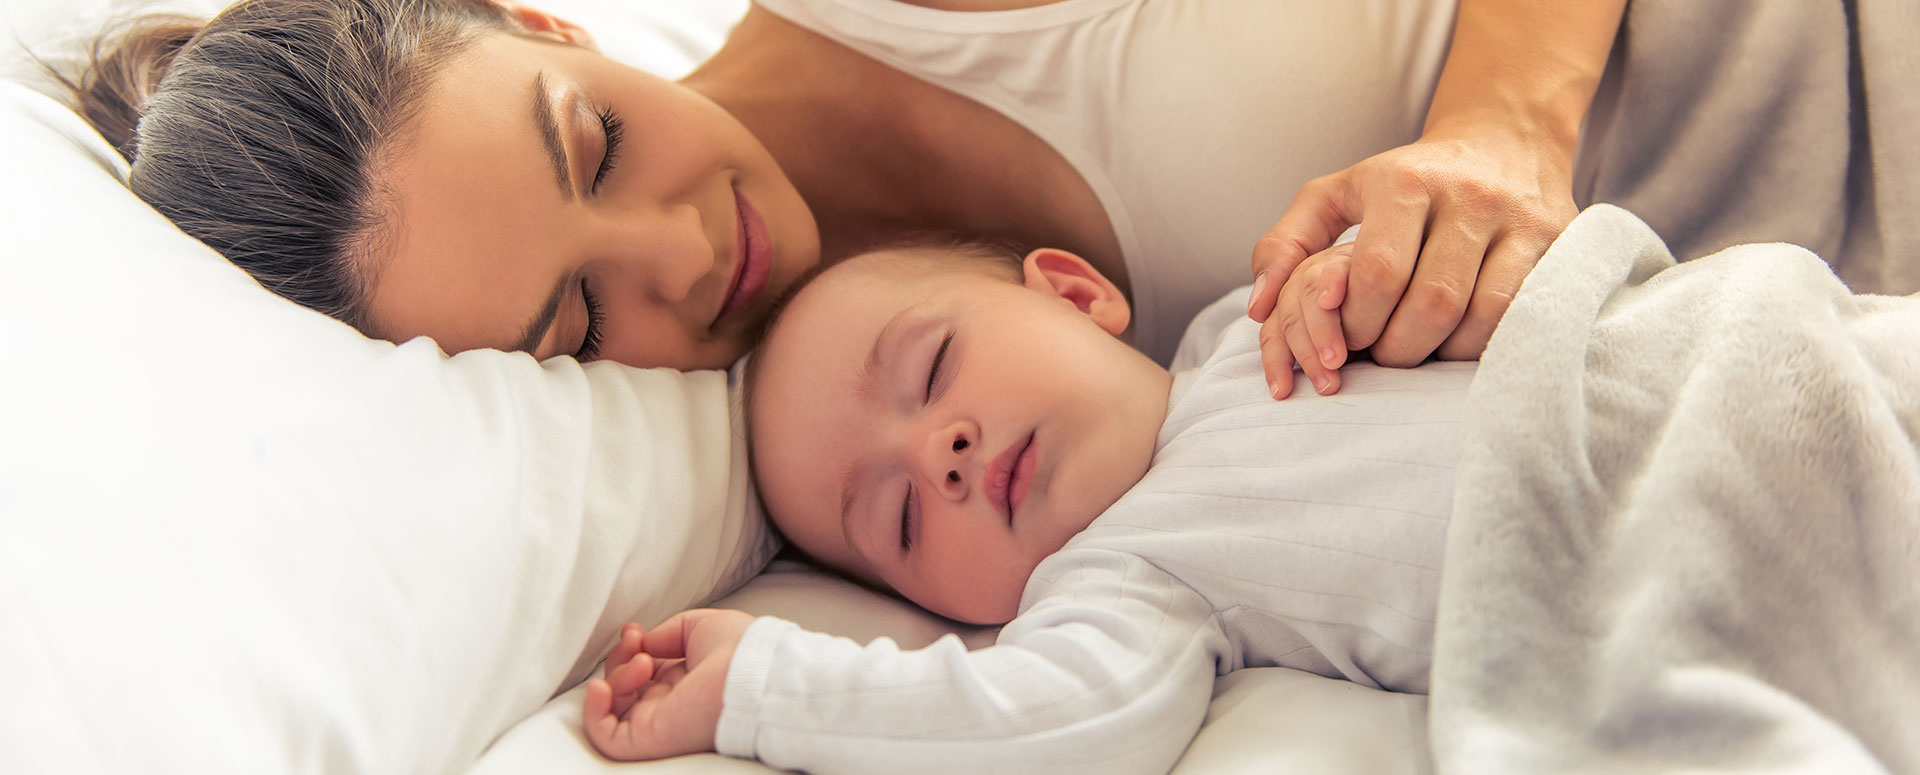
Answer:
[{"xmin": 0, "ymin": 0, "xmax": 764, "ymax": 771}]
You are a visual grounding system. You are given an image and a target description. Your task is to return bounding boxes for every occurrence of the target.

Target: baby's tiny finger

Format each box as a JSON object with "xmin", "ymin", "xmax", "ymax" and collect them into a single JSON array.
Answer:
[
  {"xmin": 1316, "ymin": 251, "xmax": 1352, "ymax": 311},
  {"xmin": 583, "ymin": 680, "xmax": 638, "ymax": 760},
  {"xmin": 1258, "ymin": 315, "xmax": 1298, "ymax": 400},
  {"xmin": 605, "ymin": 624, "xmax": 644, "ymax": 676},
  {"xmin": 585, "ymin": 679, "xmax": 614, "ymax": 722},
  {"xmin": 1286, "ymin": 315, "xmax": 1338, "ymax": 396},
  {"xmin": 608, "ymin": 652, "xmax": 655, "ymax": 696},
  {"xmin": 1303, "ymin": 297, "xmax": 1346, "ymax": 371}
]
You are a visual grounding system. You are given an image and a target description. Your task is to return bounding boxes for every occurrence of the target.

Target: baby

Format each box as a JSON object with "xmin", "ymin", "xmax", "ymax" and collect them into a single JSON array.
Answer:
[{"xmin": 584, "ymin": 242, "xmax": 1476, "ymax": 773}]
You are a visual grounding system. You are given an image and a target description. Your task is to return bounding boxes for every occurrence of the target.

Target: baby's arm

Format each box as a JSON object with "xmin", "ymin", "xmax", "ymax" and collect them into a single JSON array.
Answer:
[
  {"xmin": 1266, "ymin": 242, "xmax": 1356, "ymax": 398},
  {"xmin": 586, "ymin": 552, "xmax": 1228, "ymax": 775}
]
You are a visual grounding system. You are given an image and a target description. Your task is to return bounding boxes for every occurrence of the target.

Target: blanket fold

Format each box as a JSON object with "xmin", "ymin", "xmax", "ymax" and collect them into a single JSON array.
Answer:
[{"xmin": 1431, "ymin": 205, "xmax": 1920, "ymax": 774}]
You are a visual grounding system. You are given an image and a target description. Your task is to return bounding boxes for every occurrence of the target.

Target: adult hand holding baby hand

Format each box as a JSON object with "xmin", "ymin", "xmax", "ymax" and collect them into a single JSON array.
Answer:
[
  {"xmin": 1247, "ymin": 126, "xmax": 1578, "ymax": 397},
  {"xmin": 584, "ymin": 610, "xmax": 756, "ymax": 762}
]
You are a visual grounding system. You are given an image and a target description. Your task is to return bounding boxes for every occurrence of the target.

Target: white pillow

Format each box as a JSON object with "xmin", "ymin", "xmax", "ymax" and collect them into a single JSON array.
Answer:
[{"xmin": 0, "ymin": 0, "xmax": 764, "ymax": 771}]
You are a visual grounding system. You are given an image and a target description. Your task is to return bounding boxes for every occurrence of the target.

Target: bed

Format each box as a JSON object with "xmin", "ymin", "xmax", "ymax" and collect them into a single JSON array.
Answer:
[
  {"xmin": 10, "ymin": 1, "xmax": 1917, "ymax": 772},
  {"xmin": 0, "ymin": 1, "xmax": 1433, "ymax": 772}
]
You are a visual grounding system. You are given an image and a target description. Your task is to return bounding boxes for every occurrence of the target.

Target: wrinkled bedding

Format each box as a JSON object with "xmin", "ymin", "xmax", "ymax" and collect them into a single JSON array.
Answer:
[{"xmin": 1431, "ymin": 205, "xmax": 1920, "ymax": 773}]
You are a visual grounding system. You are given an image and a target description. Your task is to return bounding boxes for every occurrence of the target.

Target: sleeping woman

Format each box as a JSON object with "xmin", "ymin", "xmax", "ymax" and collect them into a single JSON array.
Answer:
[{"xmin": 65, "ymin": 0, "xmax": 1910, "ymax": 387}]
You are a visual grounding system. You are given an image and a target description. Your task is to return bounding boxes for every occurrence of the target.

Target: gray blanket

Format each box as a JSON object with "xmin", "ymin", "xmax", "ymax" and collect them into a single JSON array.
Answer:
[
  {"xmin": 1430, "ymin": 205, "xmax": 1920, "ymax": 773},
  {"xmin": 1577, "ymin": 0, "xmax": 1920, "ymax": 295}
]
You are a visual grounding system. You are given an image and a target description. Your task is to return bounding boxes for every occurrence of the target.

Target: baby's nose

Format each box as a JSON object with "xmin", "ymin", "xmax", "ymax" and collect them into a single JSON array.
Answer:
[{"xmin": 928, "ymin": 427, "xmax": 974, "ymax": 498}]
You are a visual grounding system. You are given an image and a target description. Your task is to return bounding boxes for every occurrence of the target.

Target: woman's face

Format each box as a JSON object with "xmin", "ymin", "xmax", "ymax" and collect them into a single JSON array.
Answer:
[{"xmin": 366, "ymin": 31, "xmax": 820, "ymax": 369}]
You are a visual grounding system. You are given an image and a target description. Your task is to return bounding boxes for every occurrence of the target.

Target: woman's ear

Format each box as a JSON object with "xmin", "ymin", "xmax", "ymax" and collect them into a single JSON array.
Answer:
[
  {"xmin": 494, "ymin": 1, "xmax": 597, "ymax": 49},
  {"xmin": 1021, "ymin": 248, "xmax": 1131, "ymax": 336}
]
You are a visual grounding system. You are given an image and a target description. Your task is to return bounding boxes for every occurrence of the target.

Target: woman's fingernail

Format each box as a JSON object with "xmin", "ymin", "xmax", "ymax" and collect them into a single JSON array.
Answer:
[
  {"xmin": 1313, "ymin": 375, "xmax": 1331, "ymax": 393},
  {"xmin": 1321, "ymin": 346, "xmax": 1340, "ymax": 368},
  {"xmin": 1247, "ymin": 272, "xmax": 1269, "ymax": 315}
]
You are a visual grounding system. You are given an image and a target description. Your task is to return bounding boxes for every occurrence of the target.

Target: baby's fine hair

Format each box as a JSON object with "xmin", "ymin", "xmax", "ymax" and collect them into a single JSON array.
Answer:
[{"xmin": 54, "ymin": 0, "xmax": 527, "ymax": 333}]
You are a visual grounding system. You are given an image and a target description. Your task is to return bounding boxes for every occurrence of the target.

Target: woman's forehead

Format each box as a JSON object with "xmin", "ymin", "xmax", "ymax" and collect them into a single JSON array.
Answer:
[{"xmin": 365, "ymin": 37, "xmax": 576, "ymax": 354}]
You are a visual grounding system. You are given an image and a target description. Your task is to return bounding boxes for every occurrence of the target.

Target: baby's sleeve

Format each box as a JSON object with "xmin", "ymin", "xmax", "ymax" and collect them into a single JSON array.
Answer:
[{"xmin": 714, "ymin": 549, "xmax": 1229, "ymax": 775}]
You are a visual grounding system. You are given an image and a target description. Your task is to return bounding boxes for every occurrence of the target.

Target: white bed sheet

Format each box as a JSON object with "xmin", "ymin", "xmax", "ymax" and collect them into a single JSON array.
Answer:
[{"xmin": 472, "ymin": 562, "xmax": 1432, "ymax": 775}]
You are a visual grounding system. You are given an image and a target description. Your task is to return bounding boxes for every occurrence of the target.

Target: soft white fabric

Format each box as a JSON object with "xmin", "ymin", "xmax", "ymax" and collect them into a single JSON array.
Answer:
[
  {"xmin": 0, "ymin": 0, "xmax": 774, "ymax": 771},
  {"xmin": 751, "ymin": 0, "xmax": 1459, "ymax": 363},
  {"xmin": 1431, "ymin": 205, "xmax": 1920, "ymax": 773},
  {"xmin": 714, "ymin": 308, "xmax": 1471, "ymax": 774},
  {"xmin": 471, "ymin": 564, "xmax": 1431, "ymax": 775}
]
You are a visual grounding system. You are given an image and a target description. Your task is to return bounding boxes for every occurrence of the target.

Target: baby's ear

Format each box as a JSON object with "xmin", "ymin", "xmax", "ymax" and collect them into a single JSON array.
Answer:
[{"xmin": 1021, "ymin": 248, "xmax": 1130, "ymax": 336}]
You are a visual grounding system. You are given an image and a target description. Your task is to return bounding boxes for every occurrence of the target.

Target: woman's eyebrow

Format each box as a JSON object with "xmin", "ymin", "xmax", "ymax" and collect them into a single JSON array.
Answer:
[
  {"xmin": 510, "ymin": 71, "xmax": 577, "ymax": 355},
  {"xmin": 530, "ymin": 71, "xmax": 575, "ymax": 200}
]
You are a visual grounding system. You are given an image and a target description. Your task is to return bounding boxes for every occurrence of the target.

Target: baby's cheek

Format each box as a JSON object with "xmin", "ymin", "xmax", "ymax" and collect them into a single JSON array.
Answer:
[{"xmin": 916, "ymin": 548, "xmax": 1032, "ymax": 626}]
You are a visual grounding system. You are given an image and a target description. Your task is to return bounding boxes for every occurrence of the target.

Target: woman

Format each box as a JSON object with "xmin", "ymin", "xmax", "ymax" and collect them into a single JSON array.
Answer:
[{"xmin": 70, "ymin": 0, "xmax": 1907, "ymax": 386}]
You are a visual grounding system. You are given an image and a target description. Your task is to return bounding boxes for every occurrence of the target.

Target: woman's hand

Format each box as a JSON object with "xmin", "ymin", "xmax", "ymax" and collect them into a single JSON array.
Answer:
[
  {"xmin": 583, "ymin": 610, "xmax": 756, "ymax": 762},
  {"xmin": 1248, "ymin": 126, "xmax": 1578, "ymax": 388},
  {"xmin": 1247, "ymin": 0, "xmax": 1622, "ymax": 398}
]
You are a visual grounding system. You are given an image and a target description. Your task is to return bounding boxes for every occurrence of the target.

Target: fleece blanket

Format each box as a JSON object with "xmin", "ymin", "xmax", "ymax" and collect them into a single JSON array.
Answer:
[
  {"xmin": 1429, "ymin": 205, "xmax": 1920, "ymax": 773},
  {"xmin": 1577, "ymin": 0, "xmax": 1920, "ymax": 295}
]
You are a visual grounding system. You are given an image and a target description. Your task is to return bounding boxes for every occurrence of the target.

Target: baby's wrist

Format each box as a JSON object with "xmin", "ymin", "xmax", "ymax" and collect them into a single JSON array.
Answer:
[{"xmin": 713, "ymin": 616, "xmax": 796, "ymax": 758}]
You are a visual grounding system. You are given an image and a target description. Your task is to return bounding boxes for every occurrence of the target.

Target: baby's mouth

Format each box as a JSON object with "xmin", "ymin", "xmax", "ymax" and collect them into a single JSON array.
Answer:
[{"xmin": 986, "ymin": 431, "xmax": 1036, "ymax": 525}]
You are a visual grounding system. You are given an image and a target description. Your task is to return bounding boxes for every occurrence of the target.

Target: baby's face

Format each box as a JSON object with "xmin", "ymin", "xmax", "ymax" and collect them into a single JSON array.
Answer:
[{"xmin": 750, "ymin": 249, "xmax": 1172, "ymax": 624}]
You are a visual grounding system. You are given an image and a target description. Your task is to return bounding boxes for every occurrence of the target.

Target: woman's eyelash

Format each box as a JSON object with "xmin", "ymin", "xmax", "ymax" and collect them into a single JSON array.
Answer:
[
  {"xmin": 925, "ymin": 333, "xmax": 953, "ymax": 401},
  {"xmin": 592, "ymin": 105, "xmax": 624, "ymax": 194},
  {"xmin": 899, "ymin": 482, "xmax": 916, "ymax": 552},
  {"xmin": 576, "ymin": 280, "xmax": 605, "ymax": 360}
]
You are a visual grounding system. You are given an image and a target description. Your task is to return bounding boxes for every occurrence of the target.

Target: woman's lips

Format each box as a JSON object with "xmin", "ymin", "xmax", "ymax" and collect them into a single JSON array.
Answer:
[{"xmin": 715, "ymin": 187, "xmax": 771, "ymax": 329}]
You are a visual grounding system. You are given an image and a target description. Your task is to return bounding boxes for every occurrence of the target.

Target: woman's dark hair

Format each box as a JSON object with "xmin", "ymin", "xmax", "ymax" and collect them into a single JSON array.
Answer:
[{"xmin": 59, "ymin": 0, "xmax": 523, "ymax": 331}]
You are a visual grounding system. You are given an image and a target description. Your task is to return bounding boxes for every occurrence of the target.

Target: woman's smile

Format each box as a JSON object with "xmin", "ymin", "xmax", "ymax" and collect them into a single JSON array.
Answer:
[{"xmin": 715, "ymin": 184, "xmax": 773, "ymax": 332}]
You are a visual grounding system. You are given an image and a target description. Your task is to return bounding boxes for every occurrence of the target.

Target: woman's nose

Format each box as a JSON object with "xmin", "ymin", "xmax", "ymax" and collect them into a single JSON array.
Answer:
[
  {"xmin": 921, "ymin": 421, "xmax": 977, "ymax": 500},
  {"xmin": 604, "ymin": 201, "xmax": 713, "ymax": 303}
]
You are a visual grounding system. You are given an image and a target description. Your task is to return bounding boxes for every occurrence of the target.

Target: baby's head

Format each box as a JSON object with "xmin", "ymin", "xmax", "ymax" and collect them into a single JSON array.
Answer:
[{"xmin": 747, "ymin": 241, "xmax": 1173, "ymax": 624}]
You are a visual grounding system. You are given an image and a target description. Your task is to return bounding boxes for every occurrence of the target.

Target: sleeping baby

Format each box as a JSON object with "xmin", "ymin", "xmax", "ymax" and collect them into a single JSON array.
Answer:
[{"xmin": 582, "ymin": 240, "xmax": 1474, "ymax": 773}]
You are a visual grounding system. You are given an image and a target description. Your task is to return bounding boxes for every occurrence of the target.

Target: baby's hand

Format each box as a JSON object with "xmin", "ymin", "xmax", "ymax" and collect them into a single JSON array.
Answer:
[
  {"xmin": 584, "ymin": 609, "xmax": 756, "ymax": 762},
  {"xmin": 1263, "ymin": 242, "xmax": 1354, "ymax": 399}
]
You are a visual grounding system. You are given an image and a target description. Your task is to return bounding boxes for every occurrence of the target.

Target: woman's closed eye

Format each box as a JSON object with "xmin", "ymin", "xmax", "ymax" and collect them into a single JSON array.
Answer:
[
  {"xmin": 591, "ymin": 104, "xmax": 624, "ymax": 194},
  {"xmin": 575, "ymin": 280, "xmax": 605, "ymax": 359},
  {"xmin": 899, "ymin": 481, "xmax": 917, "ymax": 553},
  {"xmin": 569, "ymin": 104, "xmax": 624, "ymax": 360}
]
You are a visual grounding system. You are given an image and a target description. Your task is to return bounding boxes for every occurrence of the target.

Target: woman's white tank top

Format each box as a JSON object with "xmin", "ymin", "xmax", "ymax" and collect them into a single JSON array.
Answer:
[{"xmin": 752, "ymin": 0, "xmax": 1459, "ymax": 362}]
